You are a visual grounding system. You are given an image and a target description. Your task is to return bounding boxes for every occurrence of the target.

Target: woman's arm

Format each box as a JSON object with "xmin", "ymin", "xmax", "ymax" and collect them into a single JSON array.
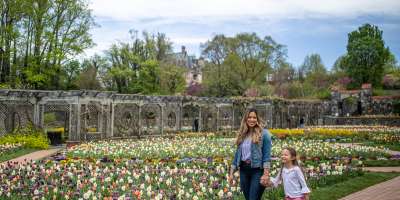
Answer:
[
  {"xmin": 260, "ymin": 130, "xmax": 272, "ymax": 186},
  {"xmin": 229, "ymin": 147, "xmax": 240, "ymax": 185},
  {"xmin": 231, "ymin": 147, "xmax": 240, "ymax": 172},
  {"xmin": 262, "ymin": 129, "xmax": 272, "ymax": 170}
]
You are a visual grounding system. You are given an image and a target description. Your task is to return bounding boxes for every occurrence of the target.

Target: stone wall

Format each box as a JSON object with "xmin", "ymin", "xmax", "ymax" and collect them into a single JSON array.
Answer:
[
  {"xmin": 0, "ymin": 89, "xmax": 333, "ymax": 141},
  {"xmin": 323, "ymin": 116, "xmax": 400, "ymax": 126},
  {"xmin": 1, "ymin": 89, "xmax": 398, "ymax": 141}
]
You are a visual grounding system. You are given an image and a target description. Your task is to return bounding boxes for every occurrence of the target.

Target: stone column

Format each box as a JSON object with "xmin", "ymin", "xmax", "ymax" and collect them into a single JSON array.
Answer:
[
  {"xmin": 138, "ymin": 105, "xmax": 142, "ymax": 136},
  {"xmin": 109, "ymin": 103, "xmax": 114, "ymax": 138},
  {"xmin": 161, "ymin": 105, "xmax": 164, "ymax": 135},
  {"xmin": 216, "ymin": 105, "xmax": 220, "ymax": 131},
  {"xmin": 198, "ymin": 106, "xmax": 202, "ymax": 132}
]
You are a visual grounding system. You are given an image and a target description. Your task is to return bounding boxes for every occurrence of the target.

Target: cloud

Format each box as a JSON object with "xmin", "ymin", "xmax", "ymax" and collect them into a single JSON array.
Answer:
[{"xmin": 89, "ymin": 0, "xmax": 400, "ymax": 21}]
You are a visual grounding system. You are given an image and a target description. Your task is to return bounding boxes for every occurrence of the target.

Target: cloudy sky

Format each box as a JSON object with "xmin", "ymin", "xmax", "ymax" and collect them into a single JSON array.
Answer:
[{"xmin": 85, "ymin": 0, "xmax": 400, "ymax": 69}]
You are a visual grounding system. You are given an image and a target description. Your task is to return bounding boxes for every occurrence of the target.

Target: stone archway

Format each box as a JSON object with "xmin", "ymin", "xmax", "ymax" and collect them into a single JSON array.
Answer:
[
  {"xmin": 141, "ymin": 104, "xmax": 162, "ymax": 135},
  {"xmin": 114, "ymin": 104, "xmax": 140, "ymax": 137},
  {"xmin": 200, "ymin": 105, "xmax": 217, "ymax": 131},
  {"xmin": 181, "ymin": 104, "xmax": 200, "ymax": 131}
]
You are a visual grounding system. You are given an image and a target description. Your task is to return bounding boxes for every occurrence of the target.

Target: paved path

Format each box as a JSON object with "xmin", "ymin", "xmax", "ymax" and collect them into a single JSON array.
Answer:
[
  {"xmin": 0, "ymin": 147, "xmax": 63, "ymax": 165},
  {"xmin": 337, "ymin": 143, "xmax": 400, "ymax": 200},
  {"xmin": 363, "ymin": 167, "xmax": 400, "ymax": 173},
  {"xmin": 339, "ymin": 175, "xmax": 400, "ymax": 200}
]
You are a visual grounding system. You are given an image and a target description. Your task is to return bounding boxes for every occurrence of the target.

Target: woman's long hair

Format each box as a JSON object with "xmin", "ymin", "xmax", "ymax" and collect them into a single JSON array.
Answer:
[{"xmin": 236, "ymin": 108, "xmax": 264, "ymax": 146}]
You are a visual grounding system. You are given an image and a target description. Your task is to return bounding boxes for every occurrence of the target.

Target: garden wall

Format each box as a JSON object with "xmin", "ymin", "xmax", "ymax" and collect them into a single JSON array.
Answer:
[{"xmin": 0, "ymin": 89, "xmax": 333, "ymax": 141}]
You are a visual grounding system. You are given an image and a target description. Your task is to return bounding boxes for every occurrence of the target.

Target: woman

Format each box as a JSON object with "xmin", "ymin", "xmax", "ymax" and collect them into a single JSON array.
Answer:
[{"xmin": 228, "ymin": 108, "xmax": 272, "ymax": 200}]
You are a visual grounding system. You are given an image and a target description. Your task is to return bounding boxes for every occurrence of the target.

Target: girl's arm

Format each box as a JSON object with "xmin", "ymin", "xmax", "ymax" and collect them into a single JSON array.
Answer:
[
  {"xmin": 295, "ymin": 167, "xmax": 311, "ymax": 195},
  {"xmin": 269, "ymin": 173, "xmax": 281, "ymax": 188}
]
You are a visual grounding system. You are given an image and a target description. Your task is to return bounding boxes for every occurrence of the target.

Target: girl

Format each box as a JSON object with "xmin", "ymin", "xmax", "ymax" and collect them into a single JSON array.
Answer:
[
  {"xmin": 228, "ymin": 108, "xmax": 272, "ymax": 200},
  {"xmin": 270, "ymin": 147, "xmax": 310, "ymax": 200}
]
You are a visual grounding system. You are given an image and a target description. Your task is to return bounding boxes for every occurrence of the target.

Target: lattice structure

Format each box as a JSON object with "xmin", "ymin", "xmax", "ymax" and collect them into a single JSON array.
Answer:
[
  {"xmin": 0, "ymin": 101, "xmax": 34, "ymax": 136},
  {"xmin": 201, "ymin": 105, "xmax": 217, "ymax": 131},
  {"xmin": 218, "ymin": 106, "xmax": 233, "ymax": 130},
  {"xmin": 233, "ymin": 104, "xmax": 245, "ymax": 129},
  {"xmin": 43, "ymin": 104, "xmax": 70, "ymax": 131},
  {"xmin": 166, "ymin": 112, "xmax": 177, "ymax": 129},
  {"xmin": 181, "ymin": 104, "xmax": 199, "ymax": 131},
  {"xmin": 114, "ymin": 103, "xmax": 140, "ymax": 137},
  {"xmin": 255, "ymin": 105, "xmax": 267, "ymax": 125},
  {"xmin": 80, "ymin": 103, "xmax": 102, "ymax": 141},
  {"xmin": 141, "ymin": 104, "xmax": 161, "ymax": 135}
]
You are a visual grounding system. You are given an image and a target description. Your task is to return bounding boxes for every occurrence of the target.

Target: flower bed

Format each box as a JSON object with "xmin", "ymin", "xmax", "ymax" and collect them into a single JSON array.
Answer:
[
  {"xmin": 0, "ymin": 143, "xmax": 24, "ymax": 157},
  {"xmin": 0, "ymin": 133, "xmax": 390, "ymax": 199}
]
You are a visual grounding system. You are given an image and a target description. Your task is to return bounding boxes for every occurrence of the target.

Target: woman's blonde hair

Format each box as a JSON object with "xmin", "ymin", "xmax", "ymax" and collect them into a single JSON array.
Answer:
[{"xmin": 236, "ymin": 108, "xmax": 264, "ymax": 146}]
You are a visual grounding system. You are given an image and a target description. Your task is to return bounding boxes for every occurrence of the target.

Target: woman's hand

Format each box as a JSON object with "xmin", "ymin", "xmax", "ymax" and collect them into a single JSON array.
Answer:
[
  {"xmin": 260, "ymin": 169, "xmax": 270, "ymax": 186},
  {"xmin": 228, "ymin": 174, "xmax": 234, "ymax": 186},
  {"xmin": 260, "ymin": 174, "xmax": 270, "ymax": 186},
  {"xmin": 228, "ymin": 169, "xmax": 236, "ymax": 186}
]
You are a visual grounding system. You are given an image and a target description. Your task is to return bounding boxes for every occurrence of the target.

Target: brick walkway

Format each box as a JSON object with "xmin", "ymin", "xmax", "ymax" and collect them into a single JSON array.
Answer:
[
  {"xmin": 339, "ymin": 175, "xmax": 400, "ymax": 200},
  {"xmin": 0, "ymin": 147, "xmax": 63, "ymax": 165},
  {"xmin": 337, "ymin": 143, "xmax": 400, "ymax": 200},
  {"xmin": 363, "ymin": 167, "xmax": 400, "ymax": 173}
]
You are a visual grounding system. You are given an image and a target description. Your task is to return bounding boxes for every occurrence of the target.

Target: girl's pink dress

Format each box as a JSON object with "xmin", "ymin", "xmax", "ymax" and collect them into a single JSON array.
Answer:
[{"xmin": 285, "ymin": 196, "xmax": 305, "ymax": 200}]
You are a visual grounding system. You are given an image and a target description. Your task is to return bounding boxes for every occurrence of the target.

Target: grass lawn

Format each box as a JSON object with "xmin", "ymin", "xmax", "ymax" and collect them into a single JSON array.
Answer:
[
  {"xmin": 363, "ymin": 159, "xmax": 400, "ymax": 167},
  {"xmin": 236, "ymin": 172, "xmax": 399, "ymax": 200},
  {"xmin": 0, "ymin": 148, "xmax": 38, "ymax": 163},
  {"xmin": 310, "ymin": 172, "xmax": 400, "ymax": 200}
]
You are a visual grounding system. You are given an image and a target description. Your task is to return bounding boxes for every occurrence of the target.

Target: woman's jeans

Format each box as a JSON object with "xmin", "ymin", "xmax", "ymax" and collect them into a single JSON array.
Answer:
[{"xmin": 240, "ymin": 161, "xmax": 265, "ymax": 200}]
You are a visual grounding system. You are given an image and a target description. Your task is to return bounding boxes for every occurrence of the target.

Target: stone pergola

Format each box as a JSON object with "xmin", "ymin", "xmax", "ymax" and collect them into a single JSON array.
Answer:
[{"xmin": 2, "ymin": 89, "xmax": 397, "ymax": 142}]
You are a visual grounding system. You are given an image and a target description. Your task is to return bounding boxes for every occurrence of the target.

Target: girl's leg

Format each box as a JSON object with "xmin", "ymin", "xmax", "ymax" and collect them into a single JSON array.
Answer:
[
  {"xmin": 240, "ymin": 167, "xmax": 251, "ymax": 200},
  {"xmin": 249, "ymin": 168, "xmax": 265, "ymax": 200}
]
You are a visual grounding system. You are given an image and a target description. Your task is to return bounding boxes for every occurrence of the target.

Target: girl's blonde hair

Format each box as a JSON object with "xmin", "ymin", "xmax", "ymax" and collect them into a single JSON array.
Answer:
[{"xmin": 236, "ymin": 108, "xmax": 264, "ymax": 146}]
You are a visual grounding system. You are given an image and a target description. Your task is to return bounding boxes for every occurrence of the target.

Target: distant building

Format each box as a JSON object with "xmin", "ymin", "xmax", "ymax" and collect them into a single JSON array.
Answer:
[{"xmin": 167, "ymin": 46, "xmax": 204, "ymax": 86}]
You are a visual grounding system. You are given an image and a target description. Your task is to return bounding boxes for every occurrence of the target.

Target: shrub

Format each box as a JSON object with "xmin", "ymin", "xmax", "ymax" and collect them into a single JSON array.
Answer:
[{"xmin": 0, "ymin": 124, "xmax": 49, "ymax": 149}]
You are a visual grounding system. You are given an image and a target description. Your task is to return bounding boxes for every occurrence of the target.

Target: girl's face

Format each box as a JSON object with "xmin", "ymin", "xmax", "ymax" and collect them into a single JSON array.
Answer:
[
  {"xmin": 246, "ymin": 112, "xmax": 258, "ymax": 128},
  {"xmin": 281, "ymin": 149, "xmax": 295, "ymax": 164}
]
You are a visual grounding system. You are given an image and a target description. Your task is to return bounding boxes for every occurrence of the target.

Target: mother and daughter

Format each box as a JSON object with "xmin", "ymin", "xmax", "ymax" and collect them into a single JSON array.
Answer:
[{"xmin": 229, "ymin": 108, "xmax": 310, "ymax": 200}]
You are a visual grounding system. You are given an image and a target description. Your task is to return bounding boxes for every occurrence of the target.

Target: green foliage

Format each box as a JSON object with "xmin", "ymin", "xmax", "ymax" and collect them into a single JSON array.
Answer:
[
  {"xmin": 343, "ymin": 24, "xmax": 391, "ymax": 88},
  {"xmin": 136, "ymin": 60, "xmax": 162, "ymax": 94},
  {"xmin": 0, "ymin": 125, "xmax": 49, "ymax": 149},
  {"xmin": 310, "ymin": 172, "xmax": 399, "ymax": 200},
  {"xmin": 201, "ymin": 33, "xmax": 285, "ymax": 97},
  {"xmin": 316, "ymin": 89, "xmax": 332, "ymax": 99},
  {"xmin": 75, "ymin": 65, "xmax": 102, "ymax": 90},
  {"xmin": 160, "ymin": 65, "xmax": 186, "ymax": 95},
  {"xmin": 44, "ymin": 113, "xmax": 57, "ymax": 125},
  {"xmin": 103, "ymin": 31, "xmax": 174, "ymax": 94},
  {"xmin": 0, "ymin": 0, "xmax": 96, "ymax": 89}
]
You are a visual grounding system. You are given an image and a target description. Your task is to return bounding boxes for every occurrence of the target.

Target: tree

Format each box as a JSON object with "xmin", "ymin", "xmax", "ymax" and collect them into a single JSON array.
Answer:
[
  {"xmin": 0, "ymin": 0, "xmax": 95, "ymax": 89},
  {"xmin": 137, "ymin": 60, "xmax": 161, "ymax": 94},
  {"xmin": 300, "ymin": 54, "xmax": 327, "ymax": 78},
  {"xmin": 75, "ymin": 64, "xmax": 101, "ymax": 90},
  {"xmin": 104, "ymin": 30, "xmax": 174, "ymax": 93},
  {"xmin": 343, "ymin": 23, "xmax": 391, "ymax": 88},
  {"xmin": 201, "ymin": 34, "xmax": 229, "ymax": 96},
  {"xmin": 160, "ymin": 64, "xmax": 186, "ymax": 95},
  {"xmin": 201, "ymin": 33, "xmax": 285, "ymax": 97}
]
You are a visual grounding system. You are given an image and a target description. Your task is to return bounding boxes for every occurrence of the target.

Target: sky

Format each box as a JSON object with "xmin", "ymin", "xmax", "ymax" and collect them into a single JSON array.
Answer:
[{"xmin": 84, "ymin": 0, "xmax": 400, "ymax": 69}]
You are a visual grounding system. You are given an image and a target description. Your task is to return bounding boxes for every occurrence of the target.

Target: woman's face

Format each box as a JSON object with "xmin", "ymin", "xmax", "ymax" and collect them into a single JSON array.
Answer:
[{"xmin": 246, "ymin": 111, "xmax": 258, "ymax": 128}]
